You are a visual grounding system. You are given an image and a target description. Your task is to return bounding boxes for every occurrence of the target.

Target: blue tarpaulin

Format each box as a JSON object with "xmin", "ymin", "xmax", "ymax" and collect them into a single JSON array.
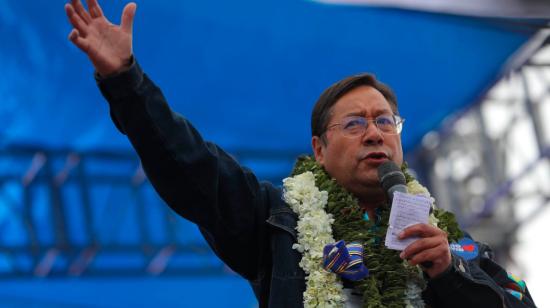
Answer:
[{"xmin": 1, "ymin": 0, "xmax": 533, "ymax": 152}]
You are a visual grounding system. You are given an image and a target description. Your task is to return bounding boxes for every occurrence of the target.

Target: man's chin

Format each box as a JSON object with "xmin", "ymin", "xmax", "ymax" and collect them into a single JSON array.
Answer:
[
  {"xmin": 346, "ymin": 181, "xmax": 386, "ymax": 202},
  {"xmin": 356, "ymin": 172, "xmax": 380, "ymax": 186},
  {"xmin": 353, "ymin": 177, "xmax": 383, "ymax": 192}
]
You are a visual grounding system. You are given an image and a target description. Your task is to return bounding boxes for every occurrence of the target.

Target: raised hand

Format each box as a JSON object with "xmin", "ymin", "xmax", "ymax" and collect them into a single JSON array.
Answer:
[{"xmin": 65, "ymin": 0, "xmax": 137, "ymax": 77}]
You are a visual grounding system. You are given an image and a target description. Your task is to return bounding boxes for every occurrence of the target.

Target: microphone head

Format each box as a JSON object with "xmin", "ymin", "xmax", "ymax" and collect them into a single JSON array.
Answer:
[{"xmin": 377, "ymin": 161, "xmax": 406, "ymax": 193}]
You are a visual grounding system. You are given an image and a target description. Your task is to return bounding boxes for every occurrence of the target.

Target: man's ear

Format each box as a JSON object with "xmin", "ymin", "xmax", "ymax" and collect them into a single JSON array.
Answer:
[{"xmin": 311, "ymin": 136, "xmax": 325, "ymax": 165}]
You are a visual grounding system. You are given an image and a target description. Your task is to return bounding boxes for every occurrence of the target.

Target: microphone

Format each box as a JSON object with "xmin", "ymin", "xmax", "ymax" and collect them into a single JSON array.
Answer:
[
  {"xmin": 377, "ymin": 161, "xmax": 433, "ymax": 269},
  {"xmin": 377, "ymin": 161, "xmax": 407, "ymax": 201}
]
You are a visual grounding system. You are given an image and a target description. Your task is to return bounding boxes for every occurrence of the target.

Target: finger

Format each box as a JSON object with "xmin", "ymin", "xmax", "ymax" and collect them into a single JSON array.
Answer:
[
  {"xmin": 400, "ymin": 237, "xmax": 440, "ymax": 259},
  {"xmin": 65, "ymin": 4, "xmax": 88, "ymax": 37},
  {"xmin": 120, "ymin": 3, "xmax": 137, "ymax": 34},
  {"xmin": 399, "ymin": 223, "xmax": 444, "ymax": 239},
  {"xmin": 406, "ymin": 248, "xmax": 441, "ymax": 266},
  {"xmin": 405, "ymin": 241, "xmax": 449, "ymax": 264},
  {"xmin": 86, "ymin": 0, "xmax": 104, "ymax": 18},
  {"xmin": 71, "ymin": 0, "xmax": 92, "ymax": 24},
  {"xmin": 68, "ymin": 29, "xmax": 90, "ymax": 52}
]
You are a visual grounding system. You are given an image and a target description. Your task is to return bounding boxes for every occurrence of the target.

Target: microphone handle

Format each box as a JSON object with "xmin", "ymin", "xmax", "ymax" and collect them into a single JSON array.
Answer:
[{"xmin": 387, "ymin": 184, "xmax": 408, "ymax": 200}]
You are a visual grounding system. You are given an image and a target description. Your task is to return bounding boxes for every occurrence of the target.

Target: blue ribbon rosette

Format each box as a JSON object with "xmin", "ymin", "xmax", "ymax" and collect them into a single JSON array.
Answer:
[{"xmin": 323, "ymin": 240, "xmax": 369, "ymax": 281}]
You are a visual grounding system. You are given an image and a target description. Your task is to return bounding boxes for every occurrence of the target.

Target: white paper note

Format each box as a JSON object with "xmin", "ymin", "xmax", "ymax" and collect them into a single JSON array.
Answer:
[{"xmin": 385, "ymin": 191, "xmax": 432, "ymax": 251}]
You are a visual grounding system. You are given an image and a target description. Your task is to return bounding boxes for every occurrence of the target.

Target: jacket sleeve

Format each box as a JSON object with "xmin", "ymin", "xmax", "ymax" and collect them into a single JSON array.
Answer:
[
  {"xmin": 426, "ymin": 239, "xmax": 536, "ymax": 308},
  {"xmin": 96, "ymin": 60, "xmax": 269, "ymax": 281}
]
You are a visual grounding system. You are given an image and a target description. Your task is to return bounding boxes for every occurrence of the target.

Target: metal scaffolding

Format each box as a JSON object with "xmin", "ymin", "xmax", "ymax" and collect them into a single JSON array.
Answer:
[
  {"xmin": 0, "ymin": 146, "xmax": 223, "ymax": 277},
  {"xmin": 0, "ymin": 143, "xmax": 301, "ymax": 278},
  {"xmin": 407, "ymin": 28, "xmax": 550, "ymax": 266}
]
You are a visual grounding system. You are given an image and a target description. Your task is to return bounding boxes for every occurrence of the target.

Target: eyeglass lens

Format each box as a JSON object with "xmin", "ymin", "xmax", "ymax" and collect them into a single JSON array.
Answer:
[{"xmin": 341, "ymin": 115, "xmax": 400, "ymax": 136}]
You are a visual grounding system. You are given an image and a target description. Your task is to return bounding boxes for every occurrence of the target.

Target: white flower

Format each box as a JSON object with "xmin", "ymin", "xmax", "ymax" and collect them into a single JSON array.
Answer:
[
  {"xmin": 407, "ymin": 179, "xmax": 430, "ymax": 196},
  {"xmin": 429, "ymin": 213, "xmax": 440, "ymax": 227},
  {"xmin": 283, "ymin": 171, "xmax": 345, "ymax": 307},
  {"xmin": 408, "ymin": 179, "xmax": 438, "ymax": 228},
  {"xmin": 404, "ymin": 280, "xmax": 425, "ymax": 308}
]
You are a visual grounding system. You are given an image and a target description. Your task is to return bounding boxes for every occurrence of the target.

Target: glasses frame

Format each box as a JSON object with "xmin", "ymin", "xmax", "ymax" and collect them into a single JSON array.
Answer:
[{"xmin": 324, "ymin": 114, "xmax": 405, "ymax": 138}]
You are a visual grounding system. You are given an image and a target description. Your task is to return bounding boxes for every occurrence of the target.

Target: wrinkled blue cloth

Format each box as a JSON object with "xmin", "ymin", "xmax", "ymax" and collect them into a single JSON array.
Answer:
[{"xmin": 323, "ymin": 240, "xmax": 369, "ymax": 281}]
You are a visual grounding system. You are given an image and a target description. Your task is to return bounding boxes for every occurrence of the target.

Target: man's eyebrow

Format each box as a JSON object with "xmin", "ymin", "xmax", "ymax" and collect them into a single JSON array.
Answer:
[
  {"xmin": 343, "ymin": 111, "xmax": 366, "ymax": 117},
  {"xmin": 342, "ymin": 109, "xmax": 392, "ymax": 117}
]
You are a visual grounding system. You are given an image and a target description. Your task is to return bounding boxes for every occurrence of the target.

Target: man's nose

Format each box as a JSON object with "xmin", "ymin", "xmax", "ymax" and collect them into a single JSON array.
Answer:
[{"xmin": 362, "ymin": 122, "xmax": 384, "ymax": 145}]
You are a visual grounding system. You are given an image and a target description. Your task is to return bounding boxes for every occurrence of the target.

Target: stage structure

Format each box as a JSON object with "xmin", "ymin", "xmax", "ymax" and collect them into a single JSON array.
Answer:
[
  {"xmin": 0, "ymin": 145, "xmax": 299, "ymax": 278},
  {"xmin": 407, "ymin": 28, "xmax": 550, "ymax": 266}
]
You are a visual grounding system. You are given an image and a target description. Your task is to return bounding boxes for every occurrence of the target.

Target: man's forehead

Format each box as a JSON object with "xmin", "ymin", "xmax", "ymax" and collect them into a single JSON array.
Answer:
[{"xmin": 330, "ymin": 87, "xmax": 393, "ymax": 117}]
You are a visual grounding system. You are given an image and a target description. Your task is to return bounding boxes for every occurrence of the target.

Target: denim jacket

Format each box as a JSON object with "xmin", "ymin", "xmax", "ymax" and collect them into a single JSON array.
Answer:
[{"xmin": 97, "ymin": 60, "xmax": 536, "ymax": 308}]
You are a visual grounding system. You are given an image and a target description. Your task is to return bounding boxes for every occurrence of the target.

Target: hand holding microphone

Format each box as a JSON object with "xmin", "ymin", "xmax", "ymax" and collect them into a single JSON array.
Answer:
[{"xmin": 378, "ymin": 161, "xmax": 452, "ymax": 278}]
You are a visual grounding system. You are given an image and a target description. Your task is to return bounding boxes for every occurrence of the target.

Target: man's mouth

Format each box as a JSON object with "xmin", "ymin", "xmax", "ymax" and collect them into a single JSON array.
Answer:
[{"xmin": 364, "ymin": 152, "xmax": 389, "ymax": 162}]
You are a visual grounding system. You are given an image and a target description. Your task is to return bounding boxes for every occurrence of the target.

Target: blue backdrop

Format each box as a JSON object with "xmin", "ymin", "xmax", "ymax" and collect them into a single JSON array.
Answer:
[{"xmin": 1, "ymin": 0, "xmax": 532, "ymax": 152}]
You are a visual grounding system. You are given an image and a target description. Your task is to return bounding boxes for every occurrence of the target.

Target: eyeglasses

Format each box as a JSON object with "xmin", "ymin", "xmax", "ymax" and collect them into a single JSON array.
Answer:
[{"xmin": 325, "ymin": 114, "xmax": 404, "ymax": 138}]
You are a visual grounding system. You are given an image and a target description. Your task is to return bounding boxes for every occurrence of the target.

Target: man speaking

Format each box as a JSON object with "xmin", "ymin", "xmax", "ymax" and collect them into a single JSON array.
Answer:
[{"xmin": 65, "ymin": 0, "xmax": 536, "ymax": 306}]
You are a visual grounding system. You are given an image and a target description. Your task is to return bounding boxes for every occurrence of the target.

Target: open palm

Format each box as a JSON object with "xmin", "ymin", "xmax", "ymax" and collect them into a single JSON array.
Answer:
[{"xmin": 65, "ymin": 0, "xmax": 136, "ymax": 76}]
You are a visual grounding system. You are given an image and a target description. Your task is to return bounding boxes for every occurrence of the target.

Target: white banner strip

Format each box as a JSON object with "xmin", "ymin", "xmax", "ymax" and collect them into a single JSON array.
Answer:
[{"xmin": 313, "ymin": 0, "xmax": 550, "ymax": 19}]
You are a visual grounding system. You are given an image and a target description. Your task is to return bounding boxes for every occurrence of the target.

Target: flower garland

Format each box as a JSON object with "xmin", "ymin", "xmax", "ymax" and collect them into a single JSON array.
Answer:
[
  {"xmin": 283, "ymin": 171, "xmax": 345, "ymax": 307},
  {"xmin": 283, "ymin": 156, "xmax": 463, "ymax": 308}
]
